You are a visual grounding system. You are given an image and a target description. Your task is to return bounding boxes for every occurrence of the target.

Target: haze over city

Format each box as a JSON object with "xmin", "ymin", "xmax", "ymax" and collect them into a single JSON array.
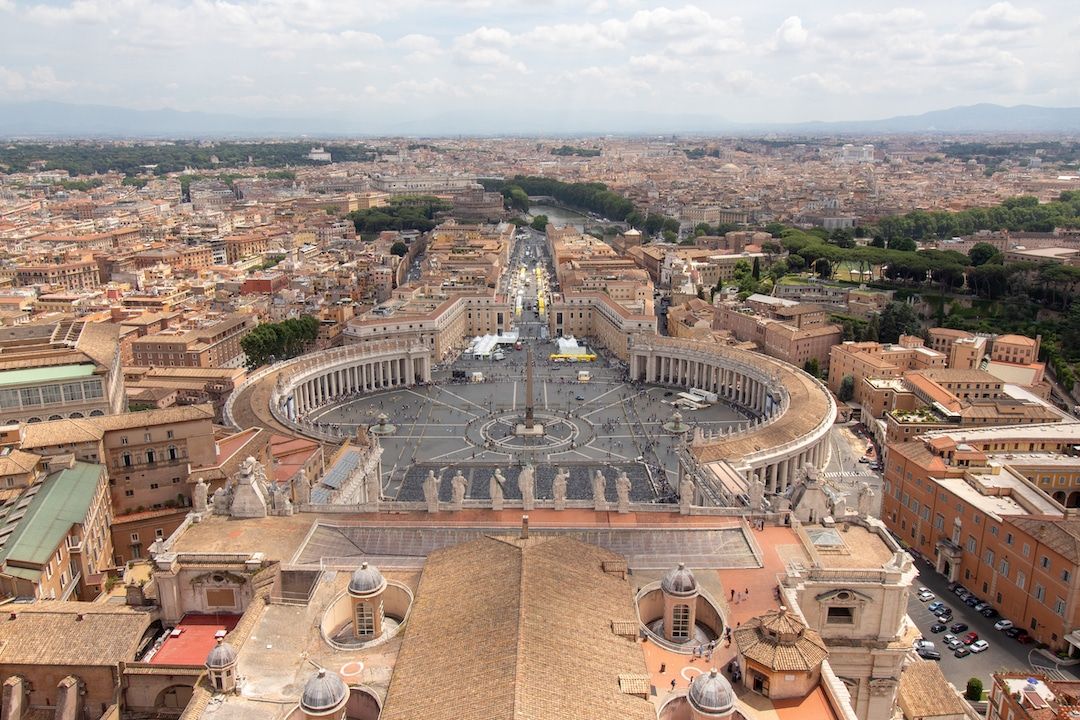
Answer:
[{"xmin": 1, "ymin": 0, "xmax": 1079, "ymax": 133}]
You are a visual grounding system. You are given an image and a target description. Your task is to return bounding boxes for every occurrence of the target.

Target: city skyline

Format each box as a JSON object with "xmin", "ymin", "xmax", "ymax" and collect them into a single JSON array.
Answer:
[{"xmin": 0, "ymin": 1, "xmax": 1076, "ymax": 133}]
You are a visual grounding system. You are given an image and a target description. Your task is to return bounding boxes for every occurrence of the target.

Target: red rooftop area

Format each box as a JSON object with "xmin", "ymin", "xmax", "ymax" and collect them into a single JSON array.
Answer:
[{"xmin": 150, "ymin": 613, "xmax": 241, "ymax": 666}]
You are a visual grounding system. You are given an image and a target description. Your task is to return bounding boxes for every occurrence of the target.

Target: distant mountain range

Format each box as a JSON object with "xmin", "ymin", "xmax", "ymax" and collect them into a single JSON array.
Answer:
[{"xmin": 1, "ymin": 100, "xmax": 1079, "ymax": 138}]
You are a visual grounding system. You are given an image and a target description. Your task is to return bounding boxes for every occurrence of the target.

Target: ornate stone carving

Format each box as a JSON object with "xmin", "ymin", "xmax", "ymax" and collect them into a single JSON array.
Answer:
[
  {"xmin": 552, "ymin": 467, "xmax": 568, "ymax": 511},
  {"xmin": 423, "ymin": 470, "xmax": 440, "ymax": 513},
  {"xmin": 518, "ymin": 464, "xmax": 535, "ymax": 511},
  {"xmin": 592, "ymin": 469, "xmax": 607, "ymax": 511},
  {"xmin": 679, "ymin": 475, "xmax": 694, "ymax": 515},
  {"xmin": 491, "ymin": 469, "xmax": 506, "ymax": 511},
  {"xmin": 615, "ymin": 471, "xmax": 631, "ymax": 513},
  {"xmin": 450, "ymin": 469, "xmax": 467, "ymax": 510},
  {"xmin": 193, "ymin": 477, "xmax": 208, "ymax": 513}
]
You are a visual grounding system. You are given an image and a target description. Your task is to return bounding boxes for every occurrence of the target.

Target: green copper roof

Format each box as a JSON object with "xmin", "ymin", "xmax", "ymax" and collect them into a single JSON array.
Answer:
[
  {"xmin": 0, "ymin": 364, "xmax": 96, "ymax": 389},
  {"xmin": 0, "ymin": 462, "xmax": 103, "ymax": 576}
]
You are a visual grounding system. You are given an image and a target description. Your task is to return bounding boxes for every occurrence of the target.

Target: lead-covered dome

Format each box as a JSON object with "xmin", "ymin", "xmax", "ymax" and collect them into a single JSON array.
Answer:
[
  {"xmin": 300, "ymin": 668, "xmax": 348, "ymax": 714},
  {"xmin": 205, "ymin": 638, "xmax": 237, "ymax": 668},
  {"xmin": 348, "ymin": 561, "xmax": 386, "ymax": 597},
  {"xmin": 661, "ymin": 562, "xmax": 698, "ymax": 597},
  {"xmin": 688, "ymin": 668, "xmax": 735, "ymax": 716}
]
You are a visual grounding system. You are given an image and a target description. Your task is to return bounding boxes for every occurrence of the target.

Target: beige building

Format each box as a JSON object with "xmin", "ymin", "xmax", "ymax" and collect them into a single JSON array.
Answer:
[
  {"xmin": 714, "ymin": 294, "xmax": 842, "ymax": 371},
  {"xmin": 131, "ymin": 314, "xmax": 255, "ymax": 369},
  {"xmin": 0, "ymin": 460, "xmax": 113, "ymax": 601}
]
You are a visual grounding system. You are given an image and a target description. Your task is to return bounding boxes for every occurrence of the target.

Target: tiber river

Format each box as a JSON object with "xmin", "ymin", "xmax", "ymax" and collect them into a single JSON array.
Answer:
[{"xmin": 528, "ymin": 204, "xmax": 591, "ymax": 231}]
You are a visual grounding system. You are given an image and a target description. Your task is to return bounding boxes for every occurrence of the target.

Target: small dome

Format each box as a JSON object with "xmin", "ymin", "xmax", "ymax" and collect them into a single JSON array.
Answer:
[
  {"xmin": 348, "ymin": 561, "xmax": 386, "ymax": 596},
  {"xmin": 205, "ymin": 638, "xmax": 237, "ymax": 668},
  {"xmin": 688, "ymin": 668, "xmax": 735, "ymax": 716},
  {"xmin": 300, "ymin": 668, "xmax": 348, "ymax": 714},
  {"xmin": 661, "ymin": 562, "xmax": 698, "ymax": 597}
]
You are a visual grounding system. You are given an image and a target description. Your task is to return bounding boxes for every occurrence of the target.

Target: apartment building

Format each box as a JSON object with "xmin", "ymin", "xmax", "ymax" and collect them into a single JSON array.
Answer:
[
  {"xmin": 0, "ymin": 460, "xmax": 113, "ymax": 601},
  {"xmin": 714, "ymin": 294, "xmax": 842, "ymax": 371},
  {"xmin": 548, "ymin": 292, "xmax": 657, "ymax": 360},
  {"xmin": 131, "ymin": 313, "xmax": 255, "ymax": 369},
  {"xmin": 1, "ymin": 257, "xmax": 101, "ymax": 291},
  {"xmin": 988, "ymin": 674, "xmax": 1080, "ymax": 719},
  {"xmin": 883, "ymin": 424, "xmax": 1080, "ymax": 651},
  {"xmin": 15, "ymin": 404, "xmax": 217, "ymax": 516}
]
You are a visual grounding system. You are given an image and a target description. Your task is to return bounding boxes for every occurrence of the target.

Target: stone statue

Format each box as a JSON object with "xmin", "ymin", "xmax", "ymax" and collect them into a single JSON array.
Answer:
[
  {"xmin": 292, "ymin": 469, "xmax": 310, "ymax": 506},
  {"xmin": 616, "ymin": 471, "xmax": 631, "ymax": 514},
  {"xmin": 679, "ymin": 475, "xmax": 694, "ymax": 515},
  {"xmin": 592, "ymin": 469, "xmax": 607, "ymax": 511},
  {"xmin": 552, "ymin": 467, "xmax": 568, "ymax": 511},
  {"xmin": 857, "ymin": 481, "xmax": 876, "ymax": 517},
  {"xmin": 193, "ymin": 477, "xmax": 208, "ymax": 513},
  {"xmin": 491, "ymin": 468, "xmax": 506, "ymax": 511},
  {"xmin": 212, "ymin": 486, "xmax": 230, "ymax": 515},
  {"xmin": 365, "ymin": 466, "xmax": 382, "ymax": 506},
  {"xmin": 749, "ymin": 474, "xmax": 765, "ymax": 510},
  {"xmin": 451, "ymin": 469, "xmax": 467, "ymax": 510},
  {"xmin": 518, "ymin": 464, "xmax": 535, "ymax": 511},
  {"xmin": 423, "ymin": 470, "xmax": 440, "ymax": 513}
]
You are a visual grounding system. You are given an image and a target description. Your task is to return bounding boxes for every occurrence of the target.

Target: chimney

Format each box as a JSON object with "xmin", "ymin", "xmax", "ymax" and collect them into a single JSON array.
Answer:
[
  {"xmin": 520, "ymin": 514, "xmax": 529, "ymax": 540},
  {"xmin": 75, "ymin": 614, "xmax": 83, "ymax": 622}
]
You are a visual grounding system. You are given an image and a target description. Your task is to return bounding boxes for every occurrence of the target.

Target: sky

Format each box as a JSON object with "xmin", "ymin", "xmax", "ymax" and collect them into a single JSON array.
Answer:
[{"xmin": 0, "ymin": 0, "xmax": 1077, "ymax": 131}]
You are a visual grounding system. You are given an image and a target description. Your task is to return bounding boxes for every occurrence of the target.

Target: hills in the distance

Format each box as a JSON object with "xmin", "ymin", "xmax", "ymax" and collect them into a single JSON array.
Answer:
[{"xmin": 1, "ymin": 100, "xmax": 1079, "ymax": 138}]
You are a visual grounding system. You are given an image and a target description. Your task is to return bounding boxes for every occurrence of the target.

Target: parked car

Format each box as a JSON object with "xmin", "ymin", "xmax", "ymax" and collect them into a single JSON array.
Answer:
[
  {"xmin": 947, "ymin": 581, "xmax": 961, "ymax": 592},
  {"xmin": 930, "ymin": 623, "xmax": 947, "ymax": 633},
  {"xmin": 928, "ymin": 601, "xmax": 945, "ymax": 614},
  {"xmin": 917, "ymin": 646, "xmax": 941, "ymax": 660},
  {"xmin": 974, "ymin": 601, "xmax": 991, "ymax": 612},
  {"xmin": 859, "ymin": 457, "xmax": 870, "ymax": 463},
  {"xmin": 980, "ymin": 607, "xmax": 1000, "ymax": 619},
  {"xmin": 1004, "ymin": 626, "xmax": 1024, "ymax": 638},
  {"xmin": 1016, "ymin": 631, "xmax": 1034, "ymax": 644},
  {"xmin": 995, "ymin": 620, "xmax": 1014, "ymax": 631},
  {"xmin": 970, "ymin": 640, "xmax": 990, "ymax": 653},
  {"xmin": 964, "ymin": 595, "xmax": 981, "ymax": 607},
  {"xmin": 918, "ymin": 590, "xmax": 935, "ymax": 602},
  {"xmin": 943, "ymin": 634, "xmax": 963, "ymax": 650},
  {"xmin": 963, "ymin": 632, "xmax": 979, "ymax": 645},
  {"xmin": 937, "ymin": 608, "xmax": 953, "ymax": 620},
  {"xmin": 954, "ymin": 646, "xmax": 972, "ymax": 658},
  {"xmin": 950, "ymin": 622, "xmax": 969, "ymax": 633},
  {"xmin": 954, "ymin": 585, "xmax": 969, "ymax": 597}
]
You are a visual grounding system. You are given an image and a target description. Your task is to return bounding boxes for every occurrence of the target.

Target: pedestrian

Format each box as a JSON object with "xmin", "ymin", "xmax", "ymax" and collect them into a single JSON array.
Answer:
[
  {"xmin": 745, "ymin": 587, "xmax": 749, "ymax": 596},
  {"xmin": 730, "ymin": 588, "xmax": 735, "ymax": 600},
  {"xmin": 670, "ymin": 678, "xmax": 677, "ymax": 691}
]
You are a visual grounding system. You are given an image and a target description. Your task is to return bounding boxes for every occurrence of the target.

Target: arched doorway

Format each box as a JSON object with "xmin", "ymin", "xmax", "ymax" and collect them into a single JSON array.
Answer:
[
  {"xmin": 155, "ymin": 685, "xmax": 193, "ymax": 709},
  {"xmin": 1054, "ymin": 491, "xmax": 1066, "ymax": 504},
  {"xmin": 1068, "ymin": 491, "xmax": 1080, "ymax": 509}
]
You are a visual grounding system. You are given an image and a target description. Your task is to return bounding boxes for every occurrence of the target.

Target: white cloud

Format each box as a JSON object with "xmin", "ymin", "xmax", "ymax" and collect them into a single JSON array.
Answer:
[
  {"xmin": 452, "ymin": 26, "xmax": 526, "ymax": 72},
  {"xmin": 628, "ymin": 54, "xmax": 686, "ymax": 73},
  {"xmin": 968, "ymin": 2, "xmax": 1043, "ymax": 30},
  {"xmin": 523, "ymin": 22, "xmax": 624, "ymax": 50},
  {"xmin": 0, "ymin": 66, "xmax": 26, "ymax": 92},
  {"xmin": 772, "ymin": 16, "xmax": 808, "ymax": 51},
  {"xmin": 792, "ymin": 72, "xmax": 852, "ymax": 94},
  {"xmin": 823, "ymin": 8, "xmax": 926, "ymax": 35}
]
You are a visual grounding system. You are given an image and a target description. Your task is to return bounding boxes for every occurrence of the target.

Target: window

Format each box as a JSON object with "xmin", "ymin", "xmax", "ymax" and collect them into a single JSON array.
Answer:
[
  {"xmin": 144, "ymin": 432, "xmax": 151, "ymax": 443},
  {"xmin": 985, "ymin": 550, "xmax": 995, "ymax": 566},
  {"xmin": 1006, "ymin": 533, "xmax": 1013, "ymax": 545},
  {"xmin": 671, "ymin": 604, "xmax": 691, "ymax": 638},
  {"xmin": 1041, "ymin": 556, "xmax": 1050, "ymax": 569},
  {"xmin": 1016, "ymin": 571, "xmax": 1026, "ymax": 590},
  {"xmin": 934, "ymin": 514, "xmax": 944, "ymax": 530},
  {"xmin": 40, "ymin": 385, "xmax": 61, "ymax": 405},
  {"xmin": 168, "ymin": 446, "xmax": 177, "ymax": 461},
  {"xmin": 130, "ymin": 532, "xmax": 140, "ymax": 542},
  {"xmin": 146, "ymin": 450, "xmax": 155, "ymax": 464},
  {"xmin": 966, "ymin": 536, "xmax": 976, "ymax": 553},
  {"xmin": 1056, "ymin": 599, "xmax": 1067, "ymax": 616},
  {"xmin": 124, "ymin": 489, "xmax": 134, "ymax": 497},
  {"xmin": 827, "ymin": 606, "xmax": 855, "ymax": 624},
  {"xmin": 1000, "ymin": 559, "xmax": 1010, "ymax": 577},
  {"xmin": 121, "ymin": 436, "xmax": 128, "ymax": 445},
  {"xmin": 990, "ymin": 526, "xmax": 998, "ymax": 536},
  {"xmin": 149, "ymin": 483, "xmax": 158, "ymax": 490},
  {"xmin": 1023, "ymin": 543, "xmax": 1031, "ymax": 558},
  {"xmin": 155, "ymin": 528, "xmax": 164, "ymax": 539},
  {"xmin": 1035, "ymin": 584, "xmax": 1045, "ymax": 602},
  {"xmin": 166, "ymin": 430, "xmax": 174, "ymax": 439},
  {"xmin": 82, "ymin": 381, "xmax": 102, "ymax": 399},
  {"xmin": 122, "ymin": 452, "xmax": 132, "ymax": 467},
  {"xmin": 19, "ymin": 388, "xmax": 39, "ymax": 407},
  {"xmin": 1063, "ymin": 569, "xmax": 1072, "ymax": 582}
]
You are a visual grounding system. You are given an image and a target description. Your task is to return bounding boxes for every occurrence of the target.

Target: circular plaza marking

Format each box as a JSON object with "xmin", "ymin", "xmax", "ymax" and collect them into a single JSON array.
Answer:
[{"xmin": 340, "ymin": 660, "xmax": 364, "ymax": 677}]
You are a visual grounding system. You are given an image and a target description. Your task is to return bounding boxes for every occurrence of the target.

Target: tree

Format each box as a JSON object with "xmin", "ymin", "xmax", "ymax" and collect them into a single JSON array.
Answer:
[
  {"xmin": 814, "ymin": 257, "xmax": 832, "ymax": 279},
  {"xmin": 838, "ymin": 375, "xmax": 855, "ymax": 402},
  {"xmin": 530, "ymin": 214, "xmax": 548, "ymax": 231},
  {"xmin": 752, "ymin": 256, "xmax": 761, "ymax": 280},
  {"xmin": 663, "ymin": 229, "xmax": 678, "ymax": 243},
  {"xmin": 968, "ymin": 242, "xmax": 999, "ymax": 266},
  {"xmin": 965, "ymin": 678, "xmax": 983, "ymax": 702},
  {"xmin": 878, "ymin": 302, "xmax": 922, "ymax": 344},
  {"xmin": 240, "ymin": 316, "xmax": 320, "ymax": 369},
  {"xmin": 803, "ymin": 358, "xmax": 821, "ymax": 378},
  {"xmin": 390, "ymin": 241, "xmax": 408, "ymax": 257},
  {"xmin": 764, "ymin": 222, "xmax": 785, "ymax": 237}
]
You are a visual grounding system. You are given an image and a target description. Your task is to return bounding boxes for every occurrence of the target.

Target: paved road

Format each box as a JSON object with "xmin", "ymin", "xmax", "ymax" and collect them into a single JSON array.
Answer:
[
  {"xmin": 907, "ymin": 554, "xmax": 1078, "ymax": 688},
  {"xmin": 825, "ymin": 422, "xmax": 882, "ymax": 515}
]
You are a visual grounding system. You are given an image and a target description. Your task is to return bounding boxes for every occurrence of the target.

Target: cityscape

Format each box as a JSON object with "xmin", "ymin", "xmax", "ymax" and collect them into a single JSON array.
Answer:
[{"xmin": 1, "ymin": 2, "xmax": 1080, "ymax": 720}]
